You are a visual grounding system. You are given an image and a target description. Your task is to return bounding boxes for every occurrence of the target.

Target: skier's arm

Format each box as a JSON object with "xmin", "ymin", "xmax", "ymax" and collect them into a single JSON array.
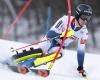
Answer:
[
  {"xmin": 46, "ymin": 30, "xmax": 62, "ymax": 44},
  {"xmin": 46, "ymin": 16, "xmax": 68, "ymax": 43}
]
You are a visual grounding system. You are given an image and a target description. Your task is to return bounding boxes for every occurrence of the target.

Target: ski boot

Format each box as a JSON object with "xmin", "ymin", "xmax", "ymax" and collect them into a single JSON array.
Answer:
[{"xmin": 77, "ymin": 66, "xmax": 86, "ymax": 77}]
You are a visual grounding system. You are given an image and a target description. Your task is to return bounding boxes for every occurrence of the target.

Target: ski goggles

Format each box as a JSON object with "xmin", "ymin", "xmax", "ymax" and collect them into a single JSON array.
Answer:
[{"xmin": 80, "ymin": 15, "xmax": 91, "ymax": 21}]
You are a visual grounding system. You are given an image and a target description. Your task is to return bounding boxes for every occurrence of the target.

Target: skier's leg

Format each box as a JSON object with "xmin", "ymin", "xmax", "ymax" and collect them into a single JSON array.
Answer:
[
  {"xmin": 12, "ymin": 48, "xmax": 43, "ymax": 60},
  {"xmin": 32, "ymin": 41, "xmax": 63, "ymax": 67},
  {"xmin": 18, "ymin": 58, "xmax": 36, "ymax": 68},
  {"xmin": 16, "ymin": 58, "xmax": 36, "ymax": 74},
  {"xmin": 77, "ymin": 50, "xmax": 86, "ymax": 77},
  {"xmin": 47, "ymin": 39, "xmax": 64, "ymax": 54},
  {"xmin": 48, "ymin": 46, "xmax": 64, "ymax": 54},
  {"xmin": 77, "ymin": 50, "xmax": 85, "ymax": 68},
  {"xmin": 38, "ymin": 40, "xmax": 52, "ymax": 55}
]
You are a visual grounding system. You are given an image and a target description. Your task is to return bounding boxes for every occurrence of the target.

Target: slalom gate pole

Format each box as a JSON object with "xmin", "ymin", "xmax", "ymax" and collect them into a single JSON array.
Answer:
[
  {"xmin": 12, "ymin": 35, "xmax": 60, "ymax": 52},
  {"xmin": 48, "ymin": 0, "xmax": 71, "ymax": 71},
  {"xmin": 2, "ymin": 0, "xmax": 32, "ymax": 39}
]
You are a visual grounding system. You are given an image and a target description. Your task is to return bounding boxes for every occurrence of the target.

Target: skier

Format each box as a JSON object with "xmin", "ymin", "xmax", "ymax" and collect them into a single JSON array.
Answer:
[
  {"xmin": 36, "ymin": 4, "xmax": 92, "ymax": 77},
  {"xmin": 2, "ymin": 4, "xmax": 92, "ymax": 77}
]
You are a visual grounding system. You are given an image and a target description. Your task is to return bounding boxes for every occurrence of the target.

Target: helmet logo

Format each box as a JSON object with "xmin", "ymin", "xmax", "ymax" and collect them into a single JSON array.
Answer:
[{"xmin": 84, "ymin": 10, "xmax": 92, "ymax": 15}]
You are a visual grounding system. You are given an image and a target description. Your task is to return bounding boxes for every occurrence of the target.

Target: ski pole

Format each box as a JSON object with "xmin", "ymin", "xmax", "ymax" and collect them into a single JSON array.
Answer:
[
  {"xmin": 47, "ymin": 0, "xmax": 71, "ymax": 71},
  {"xmin": 11, "ymin": 35, "xmax": 60, "ymax": 52}
]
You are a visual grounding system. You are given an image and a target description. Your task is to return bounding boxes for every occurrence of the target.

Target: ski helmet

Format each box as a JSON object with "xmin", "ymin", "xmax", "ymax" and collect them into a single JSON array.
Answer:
[{"xmin": 75, "ymin": 4, "xmax": 92, "ymax": 21}]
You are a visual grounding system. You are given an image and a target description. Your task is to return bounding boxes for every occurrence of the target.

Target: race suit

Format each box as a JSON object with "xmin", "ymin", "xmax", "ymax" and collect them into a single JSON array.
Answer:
[{"xmin": 38, "ymin": 15, "xmax": 88, "ymax": 67}]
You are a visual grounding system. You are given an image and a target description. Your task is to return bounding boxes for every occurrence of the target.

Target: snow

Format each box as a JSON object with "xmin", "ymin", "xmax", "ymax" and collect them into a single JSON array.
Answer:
[{"xmin": 0, "ymin": 39, "xmax": 100, "ymax": 80}]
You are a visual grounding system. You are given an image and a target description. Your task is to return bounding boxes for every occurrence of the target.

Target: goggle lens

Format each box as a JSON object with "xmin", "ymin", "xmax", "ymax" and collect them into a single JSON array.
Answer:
[{"xmin": 80, "ymin": 15, "xmax": 91, "ymax": 21}]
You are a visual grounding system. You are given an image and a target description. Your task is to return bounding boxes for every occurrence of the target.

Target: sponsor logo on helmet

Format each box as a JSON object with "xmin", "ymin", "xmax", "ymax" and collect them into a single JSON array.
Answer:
[{"xmin": 84, "ymin": 10, "xmax": 92, "ymax": 14}]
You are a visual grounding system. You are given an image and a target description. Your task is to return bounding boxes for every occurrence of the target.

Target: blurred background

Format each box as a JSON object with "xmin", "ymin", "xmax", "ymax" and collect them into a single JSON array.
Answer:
[{"xmin": 0, "ymin": 0, "xmax": 100, "ymax": 53}]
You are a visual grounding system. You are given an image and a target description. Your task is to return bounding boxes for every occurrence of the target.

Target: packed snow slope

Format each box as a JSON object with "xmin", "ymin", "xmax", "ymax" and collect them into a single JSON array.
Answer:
[{"xmin": 0, "ymin": 39, "xmax": 100, "ymax": 80}]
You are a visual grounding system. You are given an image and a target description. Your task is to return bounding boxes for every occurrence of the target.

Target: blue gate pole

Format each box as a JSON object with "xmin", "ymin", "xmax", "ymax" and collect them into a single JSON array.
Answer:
[{"xmin": 45, "ymin": 5, "xmax": 52, "ymax": 33}]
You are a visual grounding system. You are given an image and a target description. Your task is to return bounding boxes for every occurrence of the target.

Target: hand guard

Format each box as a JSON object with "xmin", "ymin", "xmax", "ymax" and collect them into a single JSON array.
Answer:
[{"xmin": 60, "ymin": 29, "xmax": 74, "ymax": 38}]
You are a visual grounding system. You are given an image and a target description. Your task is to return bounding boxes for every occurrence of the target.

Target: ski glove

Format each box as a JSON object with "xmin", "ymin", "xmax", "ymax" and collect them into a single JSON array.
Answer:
[{"xmin": 55, "ymin": 38, "xmax": 62, "ymax": 44}]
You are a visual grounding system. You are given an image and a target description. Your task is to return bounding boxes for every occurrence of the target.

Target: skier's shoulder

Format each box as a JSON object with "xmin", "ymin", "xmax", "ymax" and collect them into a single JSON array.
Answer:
[
  {"xmin": 61, "ymin": 15, "xmax": 74, "ymax": 20},
  {"xmin": 58, "ymin": 15, "xmax": 74, "ymax": 25}
]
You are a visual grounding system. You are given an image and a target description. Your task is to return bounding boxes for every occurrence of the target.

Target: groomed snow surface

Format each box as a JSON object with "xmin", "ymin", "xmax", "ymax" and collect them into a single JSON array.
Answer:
[{"xmin": 0, "ymin": 39, "xmax": 100, "ymax": 80}]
